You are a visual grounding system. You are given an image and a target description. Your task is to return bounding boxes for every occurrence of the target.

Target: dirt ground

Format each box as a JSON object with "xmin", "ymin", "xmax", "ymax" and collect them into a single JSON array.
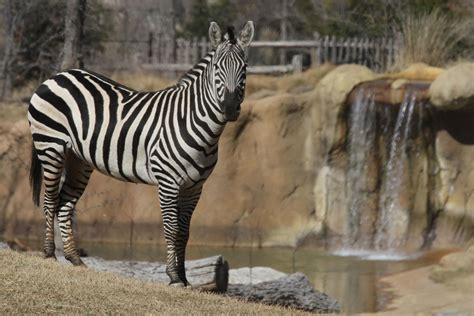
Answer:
[{"xmin": 374, "ymin": 246, "xmax": 474, "ymax": 315}]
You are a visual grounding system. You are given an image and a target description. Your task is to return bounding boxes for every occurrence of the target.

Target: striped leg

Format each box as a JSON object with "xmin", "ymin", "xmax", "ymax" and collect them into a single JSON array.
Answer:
[
  {"xmin": 36, "ymin": 144, "xmax": 66, "ymax": 259},
  {"xmin": 176, "ymin": 188, "xmax": 202, "ymax": 286},
  {"xmin": 57, "ymin": 153, "xmax": 92, "ymax": 266},
  {"xmin": 158, "ymin": 183, "xmax": 183, "ymax": 286}
]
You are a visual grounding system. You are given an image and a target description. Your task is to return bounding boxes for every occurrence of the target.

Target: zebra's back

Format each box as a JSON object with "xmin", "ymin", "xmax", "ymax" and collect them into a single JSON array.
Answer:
[{"xmin": 28, "ymin": 69, "xmax": 162, "ymax": 184}]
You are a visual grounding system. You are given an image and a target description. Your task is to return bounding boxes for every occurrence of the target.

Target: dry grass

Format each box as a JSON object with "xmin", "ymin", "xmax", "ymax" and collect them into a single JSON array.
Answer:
[
  {"xmin": 0, "ymin": 102, "xmax": 28, "ymax": 123},
  {"xmin": 0, "ymin": 81, "xmax": 35, "ymax": 122},
  {"xmin": 111, "ymin": 71, "xmax": 175, "ymax": 91},
  {"xmin": 0, "ymin": 249, "xmax": 310, "ymax": 315},
  {"xmin": 245, "ymin": 64, "xmax": 336, "ymax": 96},
  {"xmin": 393, "ymin": 10, "xmax": 473, "ymax": 69}
]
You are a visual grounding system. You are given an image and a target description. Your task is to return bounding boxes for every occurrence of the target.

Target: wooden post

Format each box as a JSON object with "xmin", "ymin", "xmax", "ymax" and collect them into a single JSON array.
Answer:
[
  {"xmin": 312, "ymin": 32, "xmax": 321, "ymax": 66},
  {"xmin": 200, "ymin": 37, "xmax": 207, "ymax": 59},
  {"xmin": 336, "ymin": 37, "xmax": 344, "ymax": 64},
  {"xmin": 323, "ymin": 35, "xmax": 329, "ymax": 63},
  {"xmin": 356, "ymin": 37, "xmax": 363, "ymax": 64},
  {"xmin": 381, "ymin": 37, "xmax": 387, "ymax": 71},
  {"xmin": 330, "ymin": 35, "xmax": 337, "ymax": 64},
  {"xmin": 350, "ymin": 37, "xmax": 357, "ymax": 63},
  {"xmin": 192, "ymin": 37, "xmax": 199, "ymax": 63},
  {"xmin": 374, "ymin": 38, "xmax": 381, "ymax": 72},
  {"xmin": 363, "ymin": 37, "xmax": 369, "ymax": 67},
  {"xmin": 343, "ymin": 38, "xmax": 350, "ymax": 63},
  {"xmin": 184, "ymin": 39, "xmax": 191, "ymax": 65},
  {"xmin": 176, "ymin": 38, "xmax": 183, "ymax": 64},
  {"xmin": 387, "ymin": 38, "xmax": 394, "ymax": 69}
]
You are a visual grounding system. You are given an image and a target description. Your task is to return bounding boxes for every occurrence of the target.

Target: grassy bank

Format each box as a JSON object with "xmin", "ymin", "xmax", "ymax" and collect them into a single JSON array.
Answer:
[{"xmin": 0, "ymin": 249, "xmax": 309, "ymax": 315}]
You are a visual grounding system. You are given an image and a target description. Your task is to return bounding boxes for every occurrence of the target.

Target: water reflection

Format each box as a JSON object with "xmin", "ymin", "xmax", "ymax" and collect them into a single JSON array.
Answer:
[{"xmin": 15, "ymin": 239, "xmax": 437, "ymax": 313}]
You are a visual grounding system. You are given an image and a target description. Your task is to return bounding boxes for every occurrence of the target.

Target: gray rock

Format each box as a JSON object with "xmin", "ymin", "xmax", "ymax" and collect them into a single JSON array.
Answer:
[{"xmin": 226, "ymin": 272, "xmax": 340, "ymax": 313}]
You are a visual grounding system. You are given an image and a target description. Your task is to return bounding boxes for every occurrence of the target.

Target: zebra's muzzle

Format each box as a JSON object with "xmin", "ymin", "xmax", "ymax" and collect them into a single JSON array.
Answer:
[{"xmin": 223, "ymin": 89, "xmax": 242, "ymax": 122}]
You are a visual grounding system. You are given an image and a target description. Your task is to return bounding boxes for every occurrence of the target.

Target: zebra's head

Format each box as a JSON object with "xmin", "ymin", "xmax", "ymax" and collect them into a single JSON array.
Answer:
[{"xmin": 209, "ymin": 21, "xmax": 254, "ymax": 122}]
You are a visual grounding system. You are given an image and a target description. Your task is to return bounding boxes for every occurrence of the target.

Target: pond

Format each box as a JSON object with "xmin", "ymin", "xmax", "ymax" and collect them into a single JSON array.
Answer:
[{"xmin": 12, "ymin": 238, "xmax": 439, "ymax": 313}]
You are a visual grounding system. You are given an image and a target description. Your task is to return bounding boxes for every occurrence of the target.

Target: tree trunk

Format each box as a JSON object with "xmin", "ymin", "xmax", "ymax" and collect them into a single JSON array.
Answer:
[
  {"xmin": 60, "ymin": 0, "xmax": 87, "ymax": 70},
  {"xmin": 279, "ymin": 0, "xmax": 288, "ymax": 65},
  {"xmin": 1, "ymin": 0, "xmax": 16, "ymax": 99}
]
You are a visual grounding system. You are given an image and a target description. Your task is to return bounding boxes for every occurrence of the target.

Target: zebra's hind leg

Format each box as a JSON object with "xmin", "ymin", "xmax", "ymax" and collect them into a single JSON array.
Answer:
[
  {"xmin": 57, "ymin": 152, "xmax": 93, "ymax": 266},
  {"xmin": 176, "ymin": 189, "xmax": 202, "ymax": 286},
  {"xmin": 36, "ymin": 144, "xmax": 66, "ymax": 259}
]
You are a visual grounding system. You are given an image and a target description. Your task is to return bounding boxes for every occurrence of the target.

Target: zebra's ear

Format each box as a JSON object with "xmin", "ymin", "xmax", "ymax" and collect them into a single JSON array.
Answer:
[
  {"xmin": 209, "ymin": 21, "xmax": 222, "ymax": 49},
  {"xmin": 238, "ymin": 21, "xmax": 254, "ymax": 48}
]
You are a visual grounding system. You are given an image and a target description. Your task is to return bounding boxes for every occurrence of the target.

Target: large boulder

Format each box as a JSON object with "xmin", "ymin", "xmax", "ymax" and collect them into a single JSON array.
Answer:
[
  {"xmin": 429, "ymin": 63, "xmax": 474, "ymax": 110},
  {"xmin": 315, "ymin": 64, "xmax": 376, "ymax": 108}
]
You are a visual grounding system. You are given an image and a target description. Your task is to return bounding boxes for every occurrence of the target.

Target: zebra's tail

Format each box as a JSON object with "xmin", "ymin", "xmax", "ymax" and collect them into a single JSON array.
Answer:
[{"xmin": 30, "ymin": 144, "xmax": 42, "ymax": 206}]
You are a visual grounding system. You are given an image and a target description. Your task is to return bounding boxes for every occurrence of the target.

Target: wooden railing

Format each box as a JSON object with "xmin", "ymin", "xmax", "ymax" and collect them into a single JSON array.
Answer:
[{"xmin": 144, "ymin": 33, "xmax": 400, "ymax": 75}]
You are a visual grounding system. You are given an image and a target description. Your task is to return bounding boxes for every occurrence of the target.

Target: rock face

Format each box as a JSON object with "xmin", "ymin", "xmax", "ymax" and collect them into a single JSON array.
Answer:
[
  {"xmin": 429, "ymin": 63, "xmax": 474, "ymax": 110},
  {"xmin": 227, "ymin": 272, "xmax": 340, "ymax": 313},
  {"xmin": 314, "ymin": 63, "xmax": 474, "ymax": 250},
  {"xmin": 0, "ymin": 63, "xmax": 473, "ymax": 251}
]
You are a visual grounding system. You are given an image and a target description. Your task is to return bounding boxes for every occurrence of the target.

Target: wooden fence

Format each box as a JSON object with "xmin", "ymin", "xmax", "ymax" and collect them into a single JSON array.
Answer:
[{"xmin": 144, "ymin": 32, "xmax": 400, "ymax": 75}]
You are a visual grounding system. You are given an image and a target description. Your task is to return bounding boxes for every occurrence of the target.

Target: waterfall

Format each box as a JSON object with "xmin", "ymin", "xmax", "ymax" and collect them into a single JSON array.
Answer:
[
  {"xmin": 345, "ymin": 89, "xmax": 376, "ymax": 248},
  {"xmin": 374, "ymin": 93, "xmax": 417, "ymax": 250},
  {"xmin": 340, "ymin": 88, "xmax": 425, "ymax": 254}
]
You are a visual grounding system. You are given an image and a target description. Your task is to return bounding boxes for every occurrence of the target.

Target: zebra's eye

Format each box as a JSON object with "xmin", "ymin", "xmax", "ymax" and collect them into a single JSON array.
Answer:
[{"xmin": 215, "ymin": 64, "xmax": 220, "ymax": 71}]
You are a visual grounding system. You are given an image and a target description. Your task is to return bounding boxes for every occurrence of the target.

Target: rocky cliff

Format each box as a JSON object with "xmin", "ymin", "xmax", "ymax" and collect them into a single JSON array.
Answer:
[{"xmin": 0, "ymin": 63, "xmax": 473, "ymax": 250}]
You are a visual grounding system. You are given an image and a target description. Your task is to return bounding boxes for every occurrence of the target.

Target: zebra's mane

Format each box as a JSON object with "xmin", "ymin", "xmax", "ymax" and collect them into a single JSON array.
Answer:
[{"xmin": 224, "ymin": 26, "xmax": 237, "ymax": 44}]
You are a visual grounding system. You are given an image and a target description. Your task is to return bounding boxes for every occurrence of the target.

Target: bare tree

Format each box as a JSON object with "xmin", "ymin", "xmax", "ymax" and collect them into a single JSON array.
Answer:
[
  {"xmin": 60, "ymin": 0, "xmax": 87, "ymax": 70},
  {"xmin": 1, "ymin": 0, "xmax": 18, "ymax": 99}
]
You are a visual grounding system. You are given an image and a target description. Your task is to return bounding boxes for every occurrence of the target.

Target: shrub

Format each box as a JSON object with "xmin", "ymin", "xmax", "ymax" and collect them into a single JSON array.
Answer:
[{"xmin": 393, "ymin": 9, "xmax": 473, "ymax": 69}]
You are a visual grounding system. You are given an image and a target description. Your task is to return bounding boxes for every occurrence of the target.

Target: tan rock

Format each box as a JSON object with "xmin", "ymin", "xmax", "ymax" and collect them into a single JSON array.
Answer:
[
  {"xmin": 388, "ymin": 62, "xmax": 444, "ymax": 81},
  {"xmin": 429, "ymin": 63, "xmax": 474, "ymax": 110},
  {"xmin": 315, "ymin": 64, "xmax": 376, "ymax": 108}
]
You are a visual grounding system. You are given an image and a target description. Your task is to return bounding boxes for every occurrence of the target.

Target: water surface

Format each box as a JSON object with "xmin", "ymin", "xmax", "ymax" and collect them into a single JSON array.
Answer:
[{"xmin": 69, "ymin": 241, "xmax": 438, "ymax": 313}]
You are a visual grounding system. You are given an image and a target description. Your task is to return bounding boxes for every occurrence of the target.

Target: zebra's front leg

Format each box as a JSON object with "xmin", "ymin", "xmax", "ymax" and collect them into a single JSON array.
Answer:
[
  {"xmin": 159, "ymin": 186, "xmax": 183, "ymax": 286},
  {"xmin": 176, "ymin": 189, "xmax": 202, "ymax": 286}
]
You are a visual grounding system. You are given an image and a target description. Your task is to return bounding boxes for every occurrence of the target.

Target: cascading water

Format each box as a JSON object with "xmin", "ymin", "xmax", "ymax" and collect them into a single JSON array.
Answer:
[
  {"xmin": 345, "ymin": 89, "xmax": 376, "ymax": 248},
  {"xmin": 375, "ymin": 93, "xmax": 418, "ymax": 250},
  {"xmin": 340, "ymin": 87, "xmax": 425, "ymax": 254}
]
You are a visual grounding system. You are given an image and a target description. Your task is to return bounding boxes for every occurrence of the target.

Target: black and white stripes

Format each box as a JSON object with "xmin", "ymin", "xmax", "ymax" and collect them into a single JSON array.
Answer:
[{"xmin": 28, "ymin": 21, "xmax": 254, "ymax": 286}]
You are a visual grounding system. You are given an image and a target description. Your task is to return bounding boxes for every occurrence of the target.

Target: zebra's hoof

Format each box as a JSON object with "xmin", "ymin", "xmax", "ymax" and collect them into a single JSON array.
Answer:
[
  {"xmin": 43, "ymin": 253, "xmax": 57, "ymax": 260},
  {"xmin": 67, "ymin": 256, "xmax": 87, "ymax": 267}
]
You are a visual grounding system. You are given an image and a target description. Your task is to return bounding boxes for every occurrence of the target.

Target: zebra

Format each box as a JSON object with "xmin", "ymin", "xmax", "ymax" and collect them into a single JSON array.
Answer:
[{"xmin": 28, "ymin": 21, "xmax": 254, "ymax": 287}]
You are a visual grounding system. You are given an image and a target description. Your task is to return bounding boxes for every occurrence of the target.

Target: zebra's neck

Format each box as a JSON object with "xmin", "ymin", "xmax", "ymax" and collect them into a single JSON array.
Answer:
[{"xmin": 174, "ymin": 51, "xmax": 227, "ymax": 142}]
